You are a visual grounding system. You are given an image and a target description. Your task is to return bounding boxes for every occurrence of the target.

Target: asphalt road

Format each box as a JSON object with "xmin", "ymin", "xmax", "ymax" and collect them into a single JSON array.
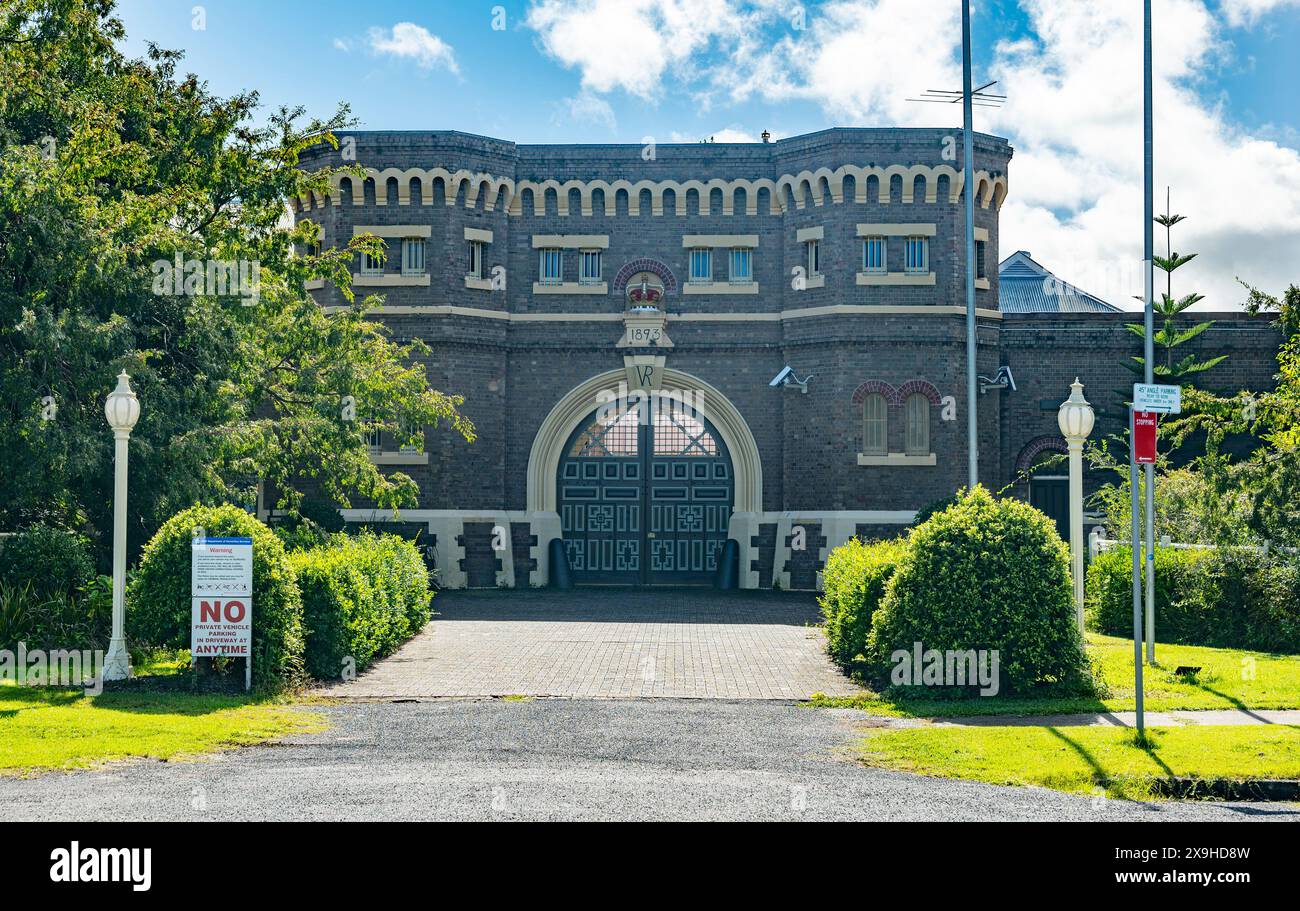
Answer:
[{"xmin": 1, "ymin": 700, "xmax": 1293, "ymax": 821}]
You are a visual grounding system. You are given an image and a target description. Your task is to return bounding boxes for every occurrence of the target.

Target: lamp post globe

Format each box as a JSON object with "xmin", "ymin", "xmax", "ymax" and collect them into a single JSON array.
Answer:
[
  {"xmin": 1057, "ymin": 378, "xmax": 1095, "ymax": 442},
  {"xmin": 1057, "ymin": 378, "xmax": 1095, "ymax": 631},
  {"xmin": 103, "ymin": 370, "xmax": 140, "ymax": 681},
  {"xmin": 104, "ymin": 371, "xmax": 141, "ymax": 434}
]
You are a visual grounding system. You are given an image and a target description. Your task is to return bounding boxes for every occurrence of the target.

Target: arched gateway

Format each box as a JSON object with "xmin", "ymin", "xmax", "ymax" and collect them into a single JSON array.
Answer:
[
  {"xmin": 527, "ymin": 368, "xmax": 762, "ymax": 586},
  {"xmin": 559, "ymin": 398, "xmax": 734, "ymax": 584}
]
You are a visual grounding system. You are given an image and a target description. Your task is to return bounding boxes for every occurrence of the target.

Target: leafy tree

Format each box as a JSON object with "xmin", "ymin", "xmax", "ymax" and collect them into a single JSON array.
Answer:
[
  {"xmin": 1239, "ymin": 332, "xmax": 1300, "ymax": 543},
  {"xmin": 1153, "ymin": 281, "xmax": 1300, "ymax": 546},
  {"xmin": 1242, "ymin": 279, "xmax": 1300, "ymax": 345},
  {"xmin": 0, "ymin": 0, "xmax": 473, "ymax": 561},
  {"xmin": 1124, "ymin": 191, "xmax": 1226, "ymax": 385}
]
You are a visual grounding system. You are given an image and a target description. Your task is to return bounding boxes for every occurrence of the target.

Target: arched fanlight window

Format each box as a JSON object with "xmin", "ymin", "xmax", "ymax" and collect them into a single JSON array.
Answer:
[
  {"xmin": 569, "ymin": 403, "xmax": 641, "ymax": 457},
  {"xmin": 654, "ymin": 405, "xmax": 718, "ymax": 456},
  {"xmin": 905, "ymin": 393, "xmax": 930, "ymax": 455},
  {"xmin": 862, "ymin": 394, "xmax": 888, "ymax": 456}
]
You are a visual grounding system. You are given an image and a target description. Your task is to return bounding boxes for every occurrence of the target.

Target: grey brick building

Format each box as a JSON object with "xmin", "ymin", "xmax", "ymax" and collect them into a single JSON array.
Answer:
[{"xmin": 292, "ymin": 128, "xmax": 1280, "ymax": 589}]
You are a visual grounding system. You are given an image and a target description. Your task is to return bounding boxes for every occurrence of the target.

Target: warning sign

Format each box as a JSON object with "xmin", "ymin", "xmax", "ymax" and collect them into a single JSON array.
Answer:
[
  {"xmin": 191, "ymin": 596, "xmax": 251, "ymax": 657},
  {"xmin": 191, "ymin": 537, "xmax": 253, "ymax": 662}
]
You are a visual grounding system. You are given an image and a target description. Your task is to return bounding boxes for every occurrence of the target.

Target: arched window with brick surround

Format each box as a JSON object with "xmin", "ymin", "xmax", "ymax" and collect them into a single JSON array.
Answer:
[
  {"xmin": 862, "ymin": 394, "xmax": 888, "ymax": 456},
  {"xmin": 851, "ymin": 380, "xmax": 900, "ymax": 459},
  {"xmin": 904, "ymin": 393, "xmax": 930, "ymax": 455}
]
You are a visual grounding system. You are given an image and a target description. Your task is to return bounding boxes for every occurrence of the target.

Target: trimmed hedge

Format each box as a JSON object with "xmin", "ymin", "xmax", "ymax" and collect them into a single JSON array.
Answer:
[
  {"xmin": 820, "ymin": 537, "xmax": 905, "ymax": 670},
  {"xmin": 290, "ymin": 532, "xmax": 431, "ymax": 680},
  {"xmin": 863, "ymin": 487, "xmax": 1092, "ymax": 696},
  {"xmin": 0, "ymin": 524, "xmax": 94, "ymax": 600},
  {"xmin": 1087, "ymin": 546, "xmax": 1300, "ymax": 653},
  {"xmin": 129, "ymin": 505, "xmax": 305, "ymax": 688}
]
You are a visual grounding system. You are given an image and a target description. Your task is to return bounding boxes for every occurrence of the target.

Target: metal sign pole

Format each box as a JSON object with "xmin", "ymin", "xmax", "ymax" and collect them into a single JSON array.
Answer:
[
  {"xmin": 1129, "ymin": 407, "xmax": 1145, "ymax": 738},
  {"xmin": 1142, "ymin": 0, "xmax": 1157, "ymax": 666}
]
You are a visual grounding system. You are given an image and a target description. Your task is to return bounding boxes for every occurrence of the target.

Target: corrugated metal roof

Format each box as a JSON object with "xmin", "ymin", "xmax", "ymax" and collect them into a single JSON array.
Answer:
[{"xmin": 998, "ymin": 251, "xmax": 1120, "ymax": 313}]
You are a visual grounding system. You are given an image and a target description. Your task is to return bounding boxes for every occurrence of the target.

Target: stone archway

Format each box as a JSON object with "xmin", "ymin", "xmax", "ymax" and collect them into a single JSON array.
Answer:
[{"xmin": 526, "ymin": 368, "xmax": 763, "ymax": 515}]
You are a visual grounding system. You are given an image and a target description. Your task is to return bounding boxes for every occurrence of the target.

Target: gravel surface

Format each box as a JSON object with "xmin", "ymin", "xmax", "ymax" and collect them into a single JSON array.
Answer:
[{"xmin": 2, "ymin": 700, "xmax": 1293, "ymax": 821}]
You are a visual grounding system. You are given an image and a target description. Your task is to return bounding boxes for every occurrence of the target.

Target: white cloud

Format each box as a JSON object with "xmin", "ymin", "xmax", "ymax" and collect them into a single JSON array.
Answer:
[
  {"xmin": 332, "ymin": 37, "xmax": 351, "ymax": 53},
  {"xmin": 367, "ymin": 23, "xmax": 460, "ymax": 74},
  {"xmin": 668, "ymin": 127, "xmax": 781, "ymax": 143},
  {"xmin": 526, "ymin": 0, "xmax": 747, "ymax": 100},
  {"xmin": 714, "ymin": 0, "xmax": 963, "ymax": 126},
  {"xmin": 982, "ymin": 0, "xmax": 1300, "ymax": 309},
  {"xmin": 1222, "ymin": 0, "xmax": 1300, "ymax": 26},
  {"xmin": 560, "ymin": 91, "xmax": 618, "ymax": 130}
]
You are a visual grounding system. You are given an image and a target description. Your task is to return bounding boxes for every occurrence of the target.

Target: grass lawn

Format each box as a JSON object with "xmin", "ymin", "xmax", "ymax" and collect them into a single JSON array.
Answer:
[
  {"xmin": 0, "ymin": 684, "xmax": 325, "ymax": 777},
  {"xmin": 812, "ymin": 634, "xmax": 1300, "ymax": 718},
  {"xmin": 854, "ymin": 724, "xmax": 1300, "ymax": 799}
]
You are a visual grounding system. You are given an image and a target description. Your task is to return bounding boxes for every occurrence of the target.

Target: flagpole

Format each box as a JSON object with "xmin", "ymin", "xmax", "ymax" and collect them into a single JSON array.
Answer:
[{"xmin": 962, "ymin": 0, "xmax": 978, "ymax": 490}]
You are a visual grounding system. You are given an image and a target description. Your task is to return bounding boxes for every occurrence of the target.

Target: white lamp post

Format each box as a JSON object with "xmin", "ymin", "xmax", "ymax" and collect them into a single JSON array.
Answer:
[
  {"xmin": 103, "ymin": 371, "xmax": 140, "ymax": 681},
  {"xmin": 1058, "ymin": 379, "xmax": 1096, "ymax": 631}
]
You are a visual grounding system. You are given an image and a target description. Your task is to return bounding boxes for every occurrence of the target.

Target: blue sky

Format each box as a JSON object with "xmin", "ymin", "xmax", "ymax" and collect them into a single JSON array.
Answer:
[{"xmin": 113, "ymin": 0, "xmax": 1300, "ymax": 308}]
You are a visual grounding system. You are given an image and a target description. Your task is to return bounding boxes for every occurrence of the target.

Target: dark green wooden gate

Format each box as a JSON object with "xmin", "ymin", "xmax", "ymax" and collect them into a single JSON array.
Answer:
[{"xmin": 558, "ymin": 398, "xmax": 734, "ymax": 585}]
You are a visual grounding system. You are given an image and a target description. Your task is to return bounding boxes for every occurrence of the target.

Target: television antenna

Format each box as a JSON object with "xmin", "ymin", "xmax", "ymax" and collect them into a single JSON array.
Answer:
[{"xmin": 906, "ymin": 80, "xmax": 1006, "ymax": 109}]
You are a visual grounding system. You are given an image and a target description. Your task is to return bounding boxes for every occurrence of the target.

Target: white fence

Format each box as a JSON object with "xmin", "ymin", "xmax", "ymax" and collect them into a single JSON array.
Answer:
[{"xmin": 1088, "ymin": 527, "xmax": 1297, "ymax": 560}]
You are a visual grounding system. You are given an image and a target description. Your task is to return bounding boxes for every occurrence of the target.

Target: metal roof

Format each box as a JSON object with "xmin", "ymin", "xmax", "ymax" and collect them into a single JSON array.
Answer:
[{"xmin": 998, "ymin": 251, "xmax": 1120, "ymax": 313}]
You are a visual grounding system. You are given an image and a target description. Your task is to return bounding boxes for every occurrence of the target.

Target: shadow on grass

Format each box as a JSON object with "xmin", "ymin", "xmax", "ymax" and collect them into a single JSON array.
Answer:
[
  {"xmin": 0, "ymin": 676, "xmax": 284, "ymax": 718},
  {"xmin": 1132, "ymin": 731, "xmax": 1174, "ymax": 777},
  {"xmin": 1045, "ymin": 725, "xmax": 1110, "ymax": 788},
  {"xmin": 817, "ymin": 680, "xmax": 1113, "ymax": 719},
  {"xmin": 0, "ymin": 685, "xmax": 85, "ymax": 719},
  {"xmin": 1190, "ymin": 681, "xmax": 1273, "ymax": 723},
  {"xmin": 1045, "ymin": 726, "xmax": 1175, "ymax": 804}
]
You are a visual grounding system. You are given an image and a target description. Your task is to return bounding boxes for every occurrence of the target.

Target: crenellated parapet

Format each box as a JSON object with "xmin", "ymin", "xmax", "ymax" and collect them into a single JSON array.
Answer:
[{"xmin": 292, "ymin": 150, "xmax": 1009, "ymax": 217}]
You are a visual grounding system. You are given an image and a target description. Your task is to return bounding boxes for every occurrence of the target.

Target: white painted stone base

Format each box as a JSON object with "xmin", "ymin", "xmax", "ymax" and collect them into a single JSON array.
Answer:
[
  {"xmin": 729, "ymin": 510, "xmax": 916, "ymax": 591},
  {"xmin": 337, "ymin": 508, "xmax": 911, "ymax": 592},
  {"xmin": 101, "ymin": 637, "xmax": 132, "ymax": 681},
  {"xmin": 339, "ymin": 509, "xmax": 561, "ymax": 589}
]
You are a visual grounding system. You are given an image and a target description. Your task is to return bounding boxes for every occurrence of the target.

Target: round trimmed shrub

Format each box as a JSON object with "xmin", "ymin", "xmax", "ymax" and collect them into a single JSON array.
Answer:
[
  {"xmin": 128, "ymin": 505, "xmax": 304, "ymax": 688},
  {"xmin": 0, "ymin": 524, "xmax": 95, "ymax": 599},
  {"xmin": 912, "ymin": 494, "xmax": 959, "ymax": 528},
  {"xmin": 820, "ymin": 537, "xmax": 906, "ymax": 671},
  {"xmin": 864, "ymin": 486, "xmax": 1092, "ymax": 696}
]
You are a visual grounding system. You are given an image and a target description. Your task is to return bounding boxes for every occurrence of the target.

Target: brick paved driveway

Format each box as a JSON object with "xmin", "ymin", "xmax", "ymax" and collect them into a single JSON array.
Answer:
[{"xmin": 324, "ymin": 588, "xmax": 860, "ymax": 700}]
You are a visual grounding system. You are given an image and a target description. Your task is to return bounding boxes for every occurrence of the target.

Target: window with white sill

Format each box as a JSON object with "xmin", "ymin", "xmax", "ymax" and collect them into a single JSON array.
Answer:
[
  {"xmin": 905, "ymin": 393, "xmax": 931, "ymax": 455},
  {"xmin": 729, "ymin": 247, "xmax": 752, "ymax": 283},
  {"xmin": 862, "ymin": 393, "xmax": 888, "ymax": 456},
  {"xmin": 402, "ymin": 238, "xmax": 426, "ymax": 276},
  {"xmin": 538, "ymin": 248, "xmax": 563, "ymax": 284},
  {"xmin": 579, "ymin": 249, "xmax": 602, "ymax": 284},
  {"xmin": 689, "ymin": 247, "xmax": 711, "ymax": 283},
  {"xmin": 904, "ymin": 236, "xmax": 928, "ymax": 274},
  {"xmin": 468, "ymin": 240, "xmax": 485, "ymax": 279},
  {"xmin": 361, "ymin": 248, "xmax": 384, "ymax": 276},
  {"xmin": 862, "ymin": 236, "xmax": 886, "ymax": 274}
]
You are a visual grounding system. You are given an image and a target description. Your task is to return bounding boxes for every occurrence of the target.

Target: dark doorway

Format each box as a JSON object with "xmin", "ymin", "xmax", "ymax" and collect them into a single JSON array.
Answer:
[{"xmin": 1029, "ymin": 476, "xmax": 1070, "ymax": 542}]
